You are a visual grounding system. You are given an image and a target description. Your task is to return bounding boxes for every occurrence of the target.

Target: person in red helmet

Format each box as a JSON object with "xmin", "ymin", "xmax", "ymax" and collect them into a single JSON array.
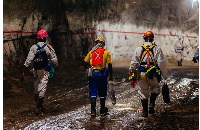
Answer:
[
  {"xmin": 129, "ymin": 31, "xmax": 168, "ymax": 117},
  {"xmin": 23, "ymin": 29, "xmax": 58, "ymax": 115}
]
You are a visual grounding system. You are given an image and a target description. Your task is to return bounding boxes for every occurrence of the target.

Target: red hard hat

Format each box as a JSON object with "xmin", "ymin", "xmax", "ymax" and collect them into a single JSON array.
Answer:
[
  {"xmin": 143, "ymin": 31, "xmax": 154, "ymax": 39},
  {"xmin": 37, "ymin": 29, "xmax": 48, "ymax": 39}
]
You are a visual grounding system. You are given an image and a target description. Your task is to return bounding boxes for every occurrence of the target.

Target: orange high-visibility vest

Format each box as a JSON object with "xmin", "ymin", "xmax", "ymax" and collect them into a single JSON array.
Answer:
[{"xmin": 92, "ymin": 48, "xmax": 105, "ymax": 66}]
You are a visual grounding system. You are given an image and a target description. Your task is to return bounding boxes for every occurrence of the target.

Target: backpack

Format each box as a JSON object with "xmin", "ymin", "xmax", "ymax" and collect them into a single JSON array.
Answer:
[{"xmin": 33, "ymin": 43, "xmax": 48, "ymax": 70}]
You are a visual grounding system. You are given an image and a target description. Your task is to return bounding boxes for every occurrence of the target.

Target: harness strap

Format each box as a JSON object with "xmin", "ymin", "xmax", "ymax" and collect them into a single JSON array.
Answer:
[
  {"xmin": 139, "ymin": 44, "xmax": 156, "ymax": 67},
  {"xmin": 140, "ymin": 66, "xmax": 160, "ymax": 79},
  {"xmin": 36, "ymin": 43, "xmax": 47, "ymax": 50}
]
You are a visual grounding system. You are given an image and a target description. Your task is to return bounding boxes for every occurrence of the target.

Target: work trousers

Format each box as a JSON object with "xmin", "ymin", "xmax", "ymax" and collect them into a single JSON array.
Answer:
[
  {"xmin": 33, "ymin": 69, "xmax": 49, "ymax": 98},
  {"xmin": 137, "ymin": 76, "xmax": 160, "ymax": 100},
  {"xmin": 89, "ymin": 71, "xmax": 108, "ymax": 99},
  {"xmin": 176, "ymin": 51, "xmax": 183, "ymax": 61}
]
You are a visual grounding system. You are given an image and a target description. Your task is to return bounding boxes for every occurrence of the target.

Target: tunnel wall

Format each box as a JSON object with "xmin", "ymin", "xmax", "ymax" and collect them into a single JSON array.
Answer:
[
  {"xmin": 3, "ymin": 0, "xmax": 97, "ymax": 76},
  {"xmin": 95, "ymin": 0, "xmax": 199, "ymax": 61},
  {"xmin": 3, "ymin": 0, "xmax": 199, "ymax": 77},
  {"xmin": 96, "ymin": 21, "xmax": 199, "ymax": 61}
]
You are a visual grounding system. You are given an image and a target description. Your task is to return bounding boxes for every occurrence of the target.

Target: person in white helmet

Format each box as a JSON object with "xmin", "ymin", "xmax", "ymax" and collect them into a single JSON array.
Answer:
[
  {"xmin": 23, "ymin": 29, "xmax": 58, "ymax": 115},
  {"xmin": 193, "ymin": 46, "xmax": 199, "ymax": 63},
  {"xmin": 175, "ymin": 35, "xmax": 184, "ymax": 66},
  {"xmin": 129, "ymin": 31, "xmax": 168, "ymax": 117}
]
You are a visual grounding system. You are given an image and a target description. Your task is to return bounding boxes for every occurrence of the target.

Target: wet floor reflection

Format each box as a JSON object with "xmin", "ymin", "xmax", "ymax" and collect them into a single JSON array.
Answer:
[{"xmin": 24, "ymin": 75, "xmax": 199, "ymax": 129}]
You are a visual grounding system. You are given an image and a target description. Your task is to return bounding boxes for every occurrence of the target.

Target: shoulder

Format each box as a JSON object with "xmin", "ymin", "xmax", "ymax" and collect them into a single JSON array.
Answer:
[
  {"xmin": 104, "ymin": 49, "xmax": 111, "ymax": 55},
  {"xmin": 45, "ymin": 44, "xmax": 53, "ymax": 49},
  {"xmin": 86, "ymin": 51, "xmax": 92, "ymax": 56},
  {"xmin": 135, "ymin": 46, "xmax": 143, "ymax": 52},
  {"xmin": 30, "ymin": 44, "xmax": 37, "ymax": 50},
  {"xmin": 153, "ymin": 44, "xmax": 160, "ymax": 49}
]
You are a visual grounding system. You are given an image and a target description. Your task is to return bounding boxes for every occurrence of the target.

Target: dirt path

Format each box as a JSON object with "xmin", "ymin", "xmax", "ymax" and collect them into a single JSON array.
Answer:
[{"xmin": 3, "ymin": 58, "xmax": 199, "ymax": 129}]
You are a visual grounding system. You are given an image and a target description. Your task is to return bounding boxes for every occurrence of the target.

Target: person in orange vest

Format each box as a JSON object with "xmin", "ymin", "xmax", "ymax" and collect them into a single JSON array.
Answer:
[
  {"xmin": 129, "ymin": 31, "xmax": 168, "ymax": 117},
  {"xmin": 84, "ymin": 37, "xmax": 113, "ymax": 117}
]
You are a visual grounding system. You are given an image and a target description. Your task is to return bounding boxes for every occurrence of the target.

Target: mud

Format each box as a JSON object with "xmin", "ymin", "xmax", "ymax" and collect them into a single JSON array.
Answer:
[{"xmin": 3, "ymin": 59, "xmax": 199, "ymax": 129}]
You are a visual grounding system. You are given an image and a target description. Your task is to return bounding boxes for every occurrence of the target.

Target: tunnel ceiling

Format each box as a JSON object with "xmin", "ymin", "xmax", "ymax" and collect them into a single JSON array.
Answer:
[{"xmin": 4, "ymin": 0, "xmax": 199, "ymax": 32}]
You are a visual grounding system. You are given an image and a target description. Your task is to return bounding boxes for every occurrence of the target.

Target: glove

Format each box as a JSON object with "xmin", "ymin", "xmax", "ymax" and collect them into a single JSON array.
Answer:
[
  {"xmin": 131, "ymin": 80, "xmax": 137, "ymax": 88},
  {"xmin": 129, "ymin": 71, "xmax": 137, "ymax": 88}
]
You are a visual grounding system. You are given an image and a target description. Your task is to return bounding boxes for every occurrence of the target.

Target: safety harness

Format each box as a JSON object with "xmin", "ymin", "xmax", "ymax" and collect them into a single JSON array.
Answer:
[
  {"xmin": 129, "ymin": 44, "xmax": 161, "ymax": 82},
  {"xmin": 139, "ymin": 44, "xmax": 156, "ymax": 67}
]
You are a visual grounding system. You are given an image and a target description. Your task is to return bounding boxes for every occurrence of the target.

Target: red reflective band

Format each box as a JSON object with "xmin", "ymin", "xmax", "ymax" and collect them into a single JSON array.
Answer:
[
  {"xmin": 92, "ymin": 48, "xmax": 105, "ymax": 66},
  {"xmin": 3, "ymin": 31, "xmax": 37, "ymax": 34},
  {"xmin": 146, "ymin": 51, "xmax": 150, "ymax": 67}
]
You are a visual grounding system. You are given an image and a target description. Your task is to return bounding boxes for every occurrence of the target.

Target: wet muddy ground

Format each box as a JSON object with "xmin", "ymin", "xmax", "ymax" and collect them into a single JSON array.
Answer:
[{"xmin": 3, "ymin": 59, "xmax": 199, "ymax": 129}]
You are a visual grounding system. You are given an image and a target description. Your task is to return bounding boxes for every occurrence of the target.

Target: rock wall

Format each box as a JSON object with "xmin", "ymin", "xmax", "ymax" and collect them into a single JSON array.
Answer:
[
  {"xmin": 3, "ymin": 0, "xmax": 97, "ymax": 76},
  {"xmin": 95, "ymin": 0, "xmax": 199, "ymax": 61},
  {"xmin": 3, "ymin": 0, "xmax": 199, "ymax": 76}
]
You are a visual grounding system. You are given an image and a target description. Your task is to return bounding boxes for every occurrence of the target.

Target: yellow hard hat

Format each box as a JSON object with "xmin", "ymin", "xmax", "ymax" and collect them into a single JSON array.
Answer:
[{"xmin": 95, "ymin": 37, "xmax": 105, "ymax": 43}]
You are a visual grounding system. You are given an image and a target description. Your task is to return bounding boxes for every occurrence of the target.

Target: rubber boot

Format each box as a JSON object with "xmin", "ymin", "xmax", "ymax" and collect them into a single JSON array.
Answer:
[
  {"xmin": 180, "ymin": 59, "xmax": 183, "ymax": 66},
  {"xmin": 35, "ymin": 97, "xmax": 44, "ymax": 115},
  {"xmin": 100, "ymin": 98, "xmax": 108, "ymax": 115},
  {"xmin": 141, "ymin": 99, "xmax": 148, "ymax": 117},
  {"xmin": 178, "ymin": 61, "xmax": 180, "ymax": 66},
  {"xmin": 149, "ymin": 93, "xmax": 158, "ymax": 114},
  {"xmin": 90, "ymin": 98, "xmax": 96, "ymax": 117}
]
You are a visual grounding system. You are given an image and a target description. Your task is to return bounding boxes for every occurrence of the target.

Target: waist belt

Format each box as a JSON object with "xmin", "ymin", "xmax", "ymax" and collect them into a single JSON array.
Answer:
[
  {"xmin": 139, "ymin": 67, "xmax": 147, "ymax": 72},
  {"xmin": 93, "ymin": 69, "xmax": 105, "ymax": 73}
]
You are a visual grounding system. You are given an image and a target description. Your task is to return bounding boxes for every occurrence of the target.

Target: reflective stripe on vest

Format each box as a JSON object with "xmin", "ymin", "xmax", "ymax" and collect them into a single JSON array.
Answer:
[{"xmin": 92, "ymin": 48, "xmax": 105, "ymax": 66}]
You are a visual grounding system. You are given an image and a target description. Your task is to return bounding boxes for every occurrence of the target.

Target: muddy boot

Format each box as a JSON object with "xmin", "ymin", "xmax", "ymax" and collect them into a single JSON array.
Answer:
[
  {"xmin": 100, "ymin": 98, "xmax": 108, "ymax": 116},
  {"xmin": 141, "ymin": 99, "xmax": 148, "ymax": 117},
  {"xmin": 35, "ymin": 97, "xmax": 44, "ymax": 115},
  {"xmin": 178, "ymin": 61, "xmax": 180, "ymax": 66},
  {"xmin": 90, "ymin": 98, "xmax": 96, "ymax": 117},
  {"xmin": 180, "ymin": 59, "xmax": 183, "ymax": 66},
  {"xmin": 149, "ymin": 93, "xmax": 158, "ymax": 114}
]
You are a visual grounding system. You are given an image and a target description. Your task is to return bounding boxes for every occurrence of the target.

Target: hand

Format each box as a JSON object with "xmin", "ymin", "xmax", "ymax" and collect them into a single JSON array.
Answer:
[{"xmin": 21, "ymin": 72, "xmax": 24, "ymax": 81}]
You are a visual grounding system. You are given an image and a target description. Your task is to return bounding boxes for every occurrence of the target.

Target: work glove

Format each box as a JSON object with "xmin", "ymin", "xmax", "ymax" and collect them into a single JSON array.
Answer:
[{"xmin": 129, "ymin": 71, "xmax": 137, "ymax": 88}]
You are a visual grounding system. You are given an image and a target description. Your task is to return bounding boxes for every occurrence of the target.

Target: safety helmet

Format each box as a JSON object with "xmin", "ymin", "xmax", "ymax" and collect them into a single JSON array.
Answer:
[
  {"xmin": 143, "ymin": 31, "xmax": 154, "ymax": 39},
  {"xmin": 178, "ymin": 35, "xmax": 182, "ymax": 40},
  {"xmin": 95, "ymin": 37, "xmax": 105, "ymax": 43},
  {"xmin": 37, "ymin": 29, "xmax": 48, "ymax": 39}
]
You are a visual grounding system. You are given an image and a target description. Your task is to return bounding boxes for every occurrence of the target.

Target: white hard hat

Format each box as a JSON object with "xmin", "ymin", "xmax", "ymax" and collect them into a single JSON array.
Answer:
[{"xmin": 178, "ymin": 35, "xmax": 182, "ymax": 40}]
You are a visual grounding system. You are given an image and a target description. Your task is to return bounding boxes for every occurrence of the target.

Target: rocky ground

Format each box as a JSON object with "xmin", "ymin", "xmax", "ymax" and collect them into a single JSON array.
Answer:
[{"xmin": 3, "ymin": 58, "xmax": 199, "ymax": 129}]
